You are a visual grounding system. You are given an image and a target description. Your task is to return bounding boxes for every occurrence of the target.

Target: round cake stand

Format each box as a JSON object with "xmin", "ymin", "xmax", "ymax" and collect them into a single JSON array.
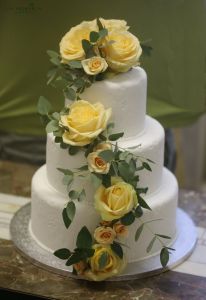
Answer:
[{"xmin": 10, "ymin": 203, "xmax": 197, "ymax": 281}]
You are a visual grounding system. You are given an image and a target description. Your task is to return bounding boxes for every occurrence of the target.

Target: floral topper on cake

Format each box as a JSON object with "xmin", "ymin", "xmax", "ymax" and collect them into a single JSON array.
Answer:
[
  {"xmin": 37, "ymin": 18, "xmax": 174, "ymax": 281},
  {"xmin": 46, "ymin": 17, "xmax": 152, "ymax": 101}
]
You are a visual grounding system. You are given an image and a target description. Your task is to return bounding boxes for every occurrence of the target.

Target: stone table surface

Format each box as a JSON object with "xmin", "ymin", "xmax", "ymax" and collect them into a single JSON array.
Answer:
[{"xmin": 0, "ymin": 160, "xmax": 206, "ymax": 299}]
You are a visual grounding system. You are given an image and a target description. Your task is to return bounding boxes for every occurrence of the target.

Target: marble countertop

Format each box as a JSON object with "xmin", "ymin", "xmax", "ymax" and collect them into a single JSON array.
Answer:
[{"xmin": 0, "ymin": 161, "xmax": 206, "ymax": 299}]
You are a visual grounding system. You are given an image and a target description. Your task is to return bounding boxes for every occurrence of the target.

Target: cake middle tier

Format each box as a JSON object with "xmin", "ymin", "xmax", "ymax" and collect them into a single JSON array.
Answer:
[
  {"xmin": 46, "ymin": 115, "xmax": 165, "ymax": 196},
  {"xmin": 65, "ymin": 66, "xmax": 147, "ymax": 138}
]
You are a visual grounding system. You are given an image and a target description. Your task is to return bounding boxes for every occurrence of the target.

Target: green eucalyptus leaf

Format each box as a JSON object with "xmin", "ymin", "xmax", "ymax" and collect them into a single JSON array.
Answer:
[
  {"xmin": 99, "ymin": 150, "xmax": 115, "ymax": 162},
  {"xmin": 66, "ymin": 201, "xmax": 76, "ymax": 222},
  {"xmin": 98, "ymin": 28, "xmax": 108, "ymax": 39},
  {"xmin": 69, "ymin": 146, "xmax": 80, "ymax": 155},
  {"xmin": 121, "ymin": 211, "xmax": 135, "ymax": 226},
  {"xmin": 136, "ymin": 187, "xmax": 148, "ymax": 194},
  {"xmin": 82, "ymin": 39, "xmax": 92, "ymax": 54},
  {"xmin": 146, "ymin": 236, "xmax": 157, "ymax": 253},
  {"xmin": 146, "ymin": 158, "xmax": 155, "ymax": 164},
  {"xmin": 53, "ymin": 77, "xmax": 68, "ymax": 89},
  {"xmin": 98, "ymin": 251, "xmax": 109, "ymax": 269},
  {"xmin": 118, "ymin": 161, "xmax": 132, "ymax": 181},
  {"xmin": 66, "ymin": 252, "xmax": 82, "ymax": 266},
  {"xmin": 52, "ymin": 112, "xmax": 60, "ymax": 121},
  {"xmin": 62, "ymin": 175, "xmax": 73, "ymax": 186},
  {"xmin": 37, "ymin": 96, "xmax": 52, "ymax": 115},
  {"xmin": 134, "ymin": 205, "xmax": 143, "ymax": 218},
  {"xmin": 74, "ymin": 78, "xmax": 85, "ymax": 88},
  {"xmin": 90, "ymin": 31, "xmax": 99, "ymax": 43},
  {"xmin": 68, "ymin": 60, "xmax": 83, "ymax": 69},
  {"xmin": 60, "ymin": 142, "xmax": 69, "ymax": 149},
  {"xmin": 135, "ymin": 224, "xmax": 144, "ymax": 241},
  {"xmin": 46, "ymin": 120, "xmax": 59, "ymax": 133},
  {"xmin": 138, "ymin": 195, "xmax": 152, "ymax": 211},
  {"xmin": 69, "ymin": 190, "xmax": 79, "ymax": 200},
  {"xmin": 76, "ymin": 165, "xmax": 88, "ymax": 171},
  {"xmin": 155, "ymin": 234, "xmax": 171, "ymax": 239},
  {"xmin": 76, "ymin": 226, "xmax": 93, "ymax": 249},
  {"xmin": 50, "ymin": 57, "xmax": 60, "ymax": 66},
  {"xmin": 47, "ymin": 68, "xmax": 57, "ymax": 85},
  {"xmin": 62, "ymin": 208, "xmax": 71, "ymax": 228},
  {"xmin": 53, "ymin": 128, "xmax": 64, "ymax": 137},
  {"xmin": 55, "ymin": 136, "xmax": 62, "ymax": 143},
  {"xmin": 102, "ymin": 174, "xmax": 111, "ymax": 188},
  {"xmin": 57, "ymin": 168, "xmax": 73, "ymax": 176},
  {"xmin": 111, "ymin": 161, "xmax": 118, "ymax": 176},
  {"xmin": 53, "ymin": 248, "xmax": 71, "ymax": 259},
  {"xmin": 160, "ymin": 247, "xmax": 169, "ymax": 267},
  {"xmin": 90, "ymin": 173, "xmax": 102, "ymax": 188},
  {"xmin": 141, "ymin": 44, "xmax": 153, "ymax": 57},
  {"xmin": 47, "ymin": 50, "xmax": 59, "ymax": 59},
  {"xmin": 111, "ymin": 242, "xmax": 123, "ymax": 259},
  {"xmin": 65, "ymin": 88, "xmax": 76, "ymax": 101},
  {"xmin": 109, "ymin": 132, "xmax": 124, "ymax": 141},
  {"xmin": 97, "ymin": 18, "xmax": 104, "ymax": 30},
  {"xmin": 78, "ymin": 189, "xmax": 86, "ymax": 201},
  {"xmin": 143, "ymin": 162, "xmax": 152, "ymax": 172}
]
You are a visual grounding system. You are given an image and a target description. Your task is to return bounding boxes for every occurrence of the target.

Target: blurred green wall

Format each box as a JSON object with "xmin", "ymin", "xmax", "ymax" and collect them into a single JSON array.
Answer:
[{"xmin": 0, "ymin": 0, "xmax": 206, "ymax": 135}]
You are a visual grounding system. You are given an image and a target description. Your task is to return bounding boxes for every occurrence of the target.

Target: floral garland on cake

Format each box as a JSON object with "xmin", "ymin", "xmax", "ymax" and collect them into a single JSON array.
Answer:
[{"xmin": 37, "ymin": 18, "xmax": 174, "ymax": 281}]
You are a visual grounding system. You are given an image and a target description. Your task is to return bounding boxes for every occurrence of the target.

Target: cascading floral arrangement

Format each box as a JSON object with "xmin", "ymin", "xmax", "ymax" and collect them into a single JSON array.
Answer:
[{"xmin": 37, "ymin": 18, "xmax": 174, "ymax": 281}]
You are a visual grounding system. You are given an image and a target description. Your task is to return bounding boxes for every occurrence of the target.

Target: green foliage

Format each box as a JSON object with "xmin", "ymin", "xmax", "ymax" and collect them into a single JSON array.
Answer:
[
  {"xmin": 66, "ymin": 201, "xmax": 76, "ymax": 223},
  {"xmin": 146, "ymin": 236, "xmax": 157, "ymax": 253},
  {"xmin": 62, "ymin": 208, "xmax": 71, "ymax": 228},
  {"xmin": 135, "ymin": 224, "xmax": 144, "ymax": 242},
  {"xmin": 121, "ymin": 211, "xmax": 135, "ymax": 226},
  {"xmin": 111, "ymin": 242, "xmax": 123, "ymax": 259},
  {"xmin": 68, "ymin": 60, "xmax": 83, "ymax": 69},
  {"xmin": 134, "ymin": 205, "xmax": 143, "ymax": 218},
  {"xmin": 155, "ymin": 234, "xmax": 171, "ymax": 239},
  {"xmin": 90, "ymin": 173, "xmax": 102, "ymax": 188},
  {"xmin": 76, "ymin": 226, "xmax": 93, "ymax": 249},
  {"xmin": 57, "ymin": 168, "xmax": 73, "ymax": 176},
  {"xmin": 65, "ymin": 88, "xmax": 76, "ymax": 101},
  {"xmin": 99, "ymin": 150, "xmax": 115, "ymax": 162},
  {"xmin": 160, "ymin": 247, "xmax": 169, "ymax": 267},
  {"xmin": 37, "ymin": 96, "xmax": 52, "ymax": 115},
  {"xmin": 97, "ymin": 18, "xmax": 104, "ymax": 31},
  {"xmin": 138, "ymin": 195, "xmax": 152, "ymax": 211},
  {"xmin": 46, "ymin": 120, "xmax": 60, "ymax": 133},
  {"xmin": 69, "ymin": 146, "xmax": 80, "ymax": 155},
  {"xmin": 140, "ymin": 43, "xmax": 153, "ymax": 57},
  {"xmin": 102, "ymin": 174, "xmax": 111, "ymax": 188},
  {"xmin": 109, "ymin": 132, "xmax": 124, "ymax": 141},
  {"xmin": 142, "ymin": 162, "xmax": 152, "ymax": 172},
  {"xmin": 54, "ymin": 248, "xmax": 71, "ymax": 260},
  {"xmin": 98, "ymin": 251, "xmax": 108, "ymax": 269},
  {"xmin": 90, "ymin": 31, "xmax": 99, "ymax": 43},
  {"xmin": 98, "ymin": 28, "xmax": 108, "ymax": 39},
  {"xmin": 62, "ymin": 175, "xmax": 73, "ymax": 186}
]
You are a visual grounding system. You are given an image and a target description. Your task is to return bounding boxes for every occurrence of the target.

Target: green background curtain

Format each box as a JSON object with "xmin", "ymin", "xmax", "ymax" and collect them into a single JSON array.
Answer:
[{"xmin": 0, "ymin": 0, "xmax": 206, "ymax": 136}]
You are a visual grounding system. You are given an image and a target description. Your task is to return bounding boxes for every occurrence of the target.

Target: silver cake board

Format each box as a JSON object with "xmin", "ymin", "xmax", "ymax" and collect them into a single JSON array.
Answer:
[{"xmin": 10, "ymin": 203, "xmax": 197, "ymax": 281}]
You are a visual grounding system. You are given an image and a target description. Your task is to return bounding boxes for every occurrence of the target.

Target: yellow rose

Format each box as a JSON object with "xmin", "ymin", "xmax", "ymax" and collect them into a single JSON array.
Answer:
[
  {"xmin": 59, "ymin": 19, "xmax": 98, "ymax": 62},
  {"xmin": 113, "ymin": 223, "xmax": 128, "ymax": 238},
  {"xmin": 94, "ymin": 142, "xmax": 112, "ymax": 151},
  {"xmin": 60, "ymin": 100, "xmax": 112, "ymax": 146},
  {"xmin": 104, "ymin": 31, "xmax": 142, "ymax": 72},
  {"xmin": 87, "ymin": 150, "xmax": 110, "ymax": 174},
  {"xmin": 82, "ymin": 56, "xmax": 108, "ymax": 75},
  {"xmin": 99, "ymin": 18, "xmax": 129, "ymax": 32},
  {"xmin": 84, "ymin": 244, "xmax": 126, "ymax": 281},
  {"xmin": 95, "ymin": 178, "xmax": 138, "ymax": 221},
  {"xmin": 94, "ymin": 226, "xmax": 116, "ymax": 244}
]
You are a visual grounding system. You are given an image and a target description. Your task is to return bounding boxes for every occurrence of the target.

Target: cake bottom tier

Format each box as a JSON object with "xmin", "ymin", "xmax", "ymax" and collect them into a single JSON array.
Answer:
[{"xmin": 30, "ymin": 165, "xmax": 178, "ymax": 263}]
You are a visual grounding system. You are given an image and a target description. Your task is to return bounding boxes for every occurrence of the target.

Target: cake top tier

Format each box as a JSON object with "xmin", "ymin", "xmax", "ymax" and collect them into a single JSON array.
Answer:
[{"xmin": 65, "ymin": 66, "xmax": 147, "ymax": 139}]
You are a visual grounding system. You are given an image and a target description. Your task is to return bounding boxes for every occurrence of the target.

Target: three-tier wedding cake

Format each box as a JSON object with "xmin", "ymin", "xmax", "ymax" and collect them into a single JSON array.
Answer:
[{"xmin": 30, "ymin": 18, "xmax": 178, "ymax": 281}]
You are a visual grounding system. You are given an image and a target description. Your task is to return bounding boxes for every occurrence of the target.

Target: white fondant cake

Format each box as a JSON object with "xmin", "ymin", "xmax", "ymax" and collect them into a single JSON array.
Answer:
[{"xmin": 30, "ymin": 66, "xmax": 178, "ymax": 266}]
